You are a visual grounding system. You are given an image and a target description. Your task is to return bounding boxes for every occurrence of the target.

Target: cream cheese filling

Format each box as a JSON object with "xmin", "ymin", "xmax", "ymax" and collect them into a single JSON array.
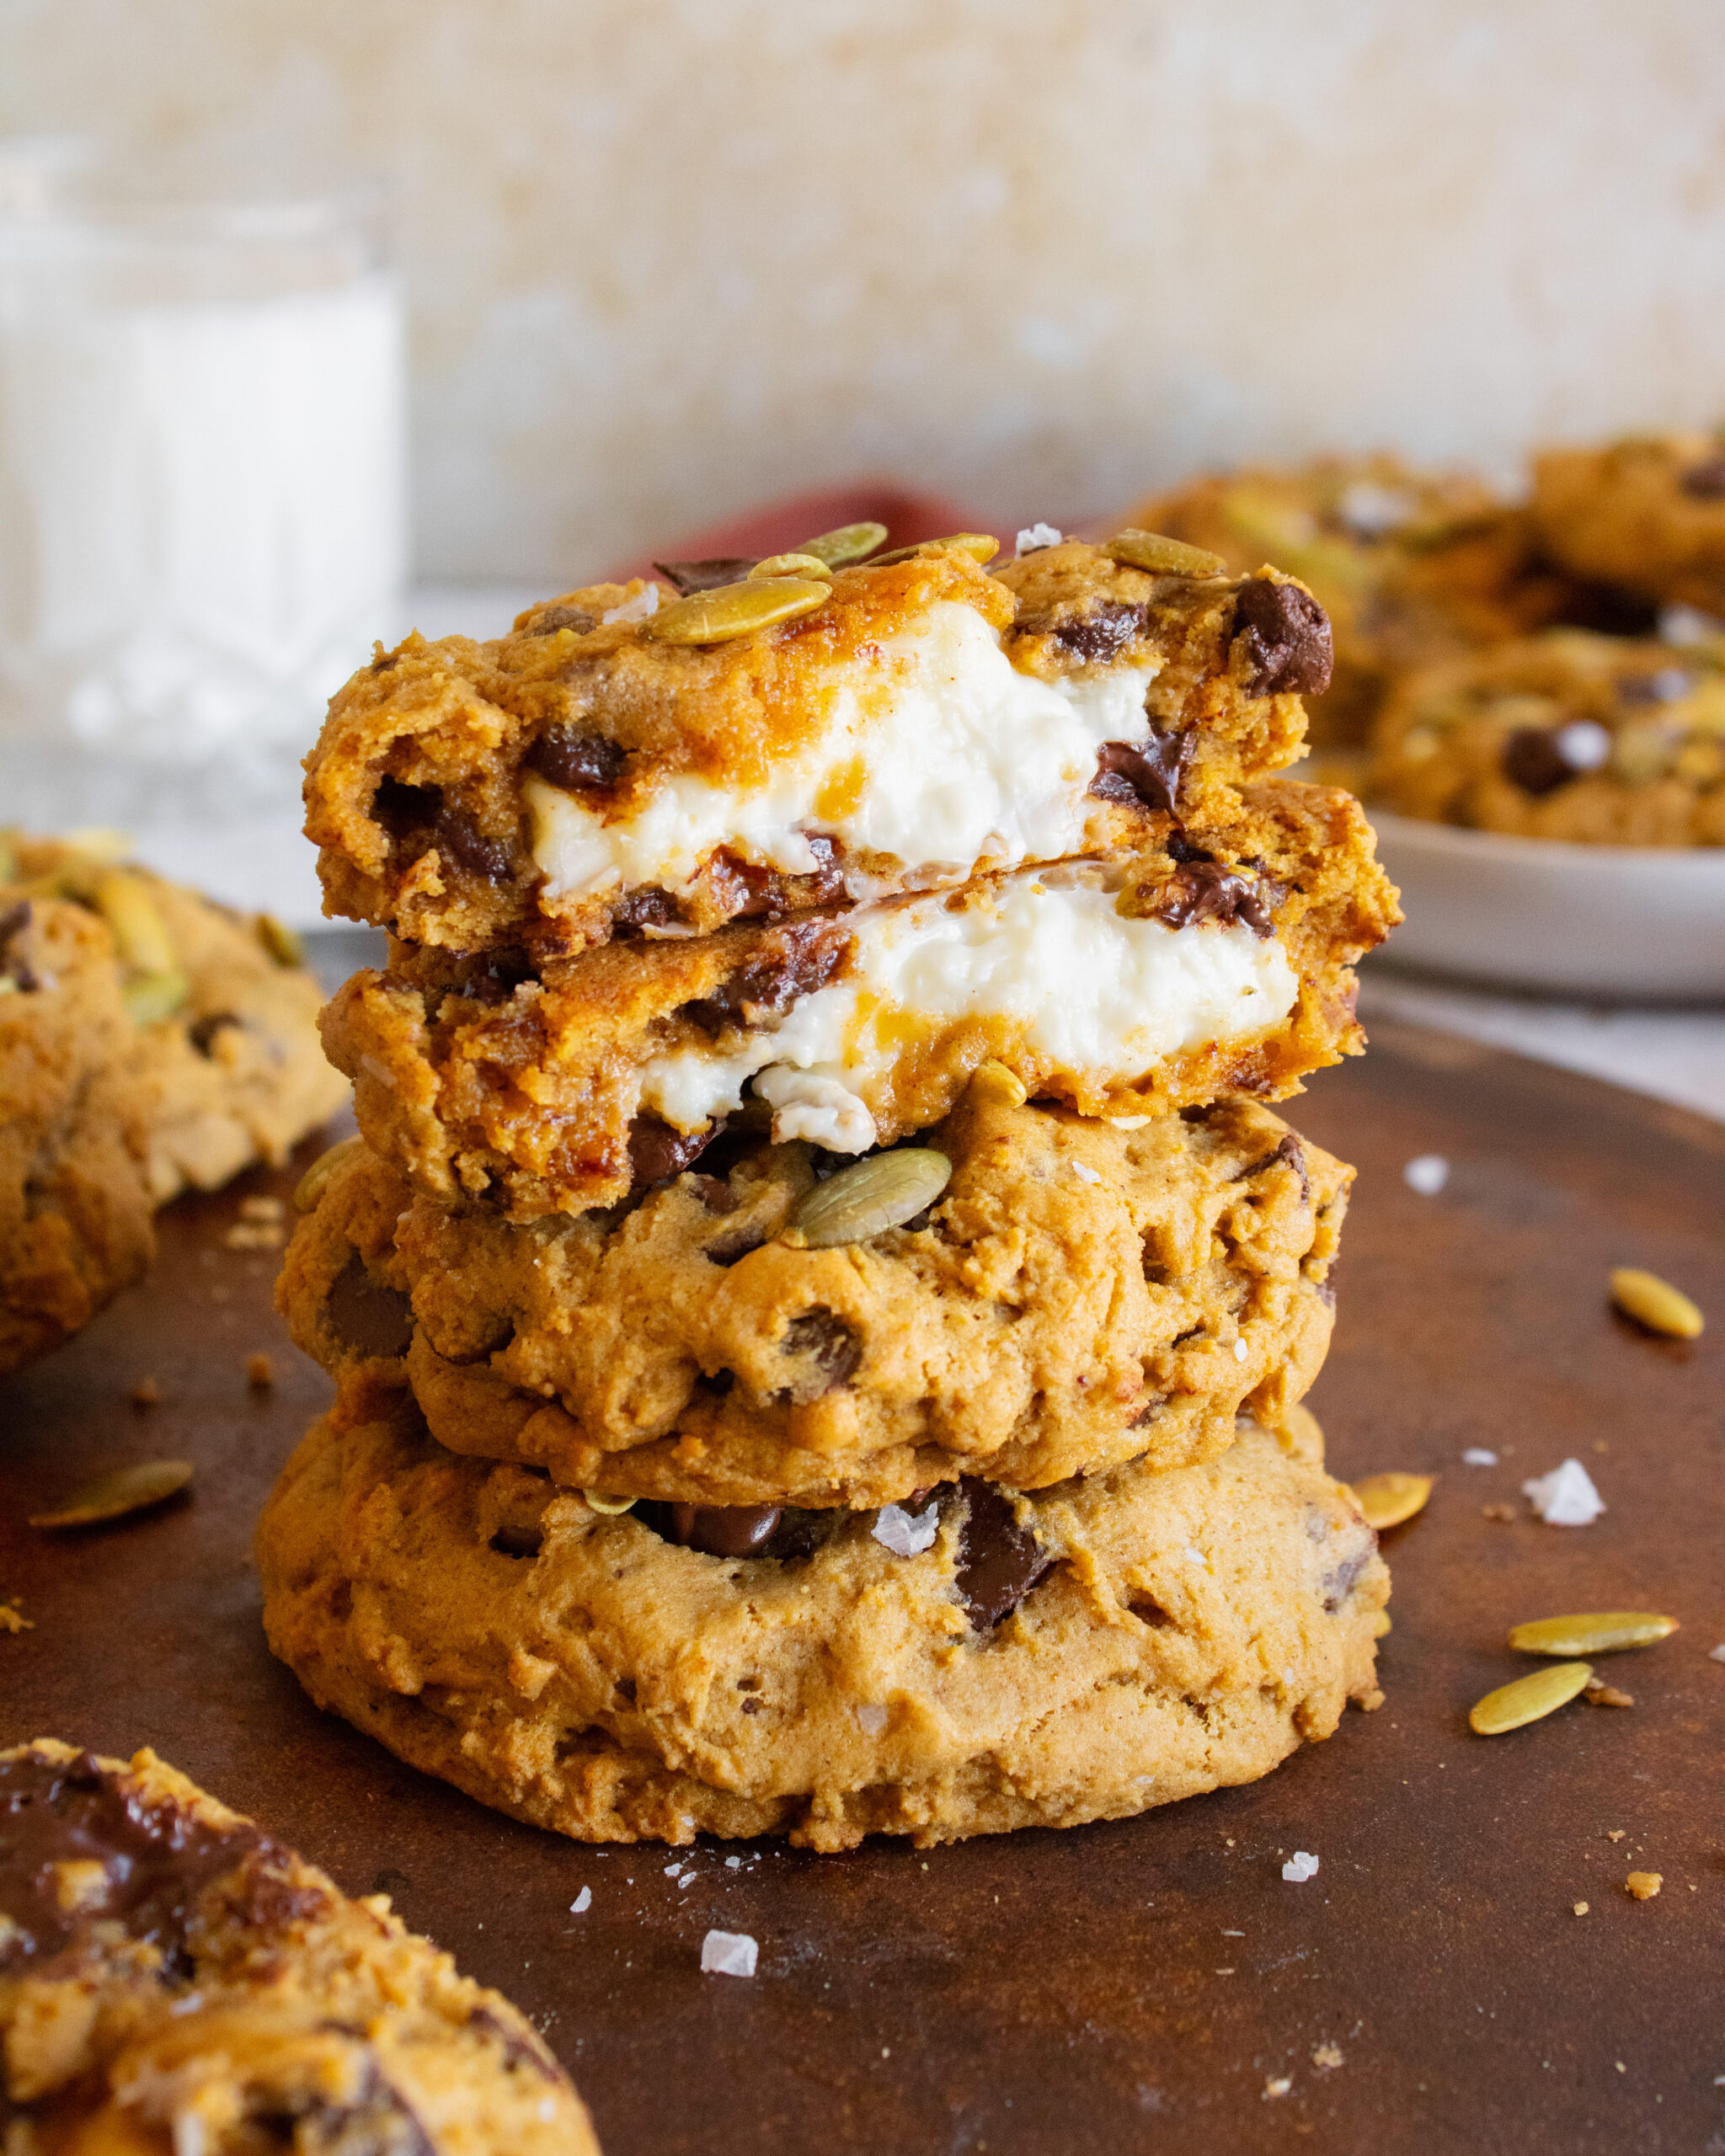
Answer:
[
  {"xmin": 525, "ymin": 600, "xmax": 1158, "ymax": 905},
  {"xmin": 640, "ymin": 871, "xmax": 1299, "ymax": 1152}
]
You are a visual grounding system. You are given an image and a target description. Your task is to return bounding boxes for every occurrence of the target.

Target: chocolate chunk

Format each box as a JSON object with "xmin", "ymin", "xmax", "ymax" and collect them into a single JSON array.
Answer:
[
  {"xmin": 528, "ymin": 602, "xmax": 601, "ymax": 634},
  {"xmin": 611, "ymin": 885, "xmax": 684, "ymax": 935},
  {"xmin": 954, "ymin": 1478, "xmax": 1053, "ymax": 1630},
  {"xmin": 0, "ymin": 899, "xmax": 39, "ymax": 992},
  {"xmin": 1051, "ymin": 600, "xmax": 1146, "ymax": 664},
  {"xmin": 1500, "ymin": 727, "xmax": 1589, "ymax": 797},
  {"xmin": 780, "ymin": 1307, "xmax": 862, "ymax": 1391},
  {"xmin": 489, "ymin": 1524, "xmax": 543, "ymax": 1560},
  {"xmin": 1680, "ymin": 453, "xmax": 1725, "ymax": 500},
  {"xmin": 1238, "ymin": 1130, "xmax": 1310, "ymax": 1203},
  {"xmin": 0, "ymin": 1748, "xmax": 313, "ymax": 1972},
  {"xmin": 1233, "ymin": 577, "xmax": 1334, "ymax": 696},
  {"xmin": 638, "ymin": 1502, "xmax": 829, "ymax": 1562},
  {"xmin": 1321, "ymin": 1535, "xmax": 1375, "ymax": 1614},
  {"xmin": 1129, "ymin": 1394, "xmax": 1168, "ymax": 1429},
  {"xmin": 688, "ymin": 1173, "xmax": 741, "ymax": 1214},
  {"xmin": 371, "ymin": 778, "xmax": 511, "ymax": 883},
  {"xmin": 1165, "ymin": 832, "xmax": 1215, "ymax": 865},
  {"xmin": 708, "ymin": 836, "xmax": 847, "ymax": 921},
  {"xmin": 680, "ymin": 923, "xmax": 847, "ymax": 1035},
  {"xmin": 325, "ymin": 1254, "xmax": 414, "ymax": 1359},
  {"xmin": 433, "ymin": 804, "xmax": 512, "ymax": 883},
  {"xmin": 653, "ymin": 558, "xmax": 757, "ymax": 595},
  {"xmin": 1148, "ymin": 860, "xmax": 1279, "ymax": 938},
  {"xmin": 188, "ymin": 1010, "xmax": 240, "ymax": 1056},
  {"xmin": 627, "ymin": 1114, "xmax": 718, "ymax": 1187},
  {"xmin": 526, "ymin": 725, "xmax": 629, "ymax": 792},
  {"xmin": 1089, "ymin": 730, "xmax": 1194, "ymax": 816}
]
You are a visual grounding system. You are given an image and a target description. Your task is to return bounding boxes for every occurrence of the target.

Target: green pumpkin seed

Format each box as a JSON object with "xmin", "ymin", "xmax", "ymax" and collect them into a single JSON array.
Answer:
[
  {"xmin": 1469, "ymin": 1660, "xmax": 1593, "ymax": 1736},
  {"xmin": 868, "ymin": 533, "xmax": 1001, "ymax": 568},
  {"xmin": 94, "ymin": 870, "xmax": 177, "ymax": 975},
  {"xmin": 1610, "ymin": 1267, "xmax": 1703, "ymax": 1339},
  {"xmin": 294, "ymin": 1134, "xmax": 368, "ymax": 1214},
  {"xmin": 642, "ymin": 578, "xmax": 831, "ymax": 646},
  {"xmin": 1105, "ymin": 528, "xmax": 1229, "ymax": 578},
  {"xmin": 256, "ymin": 913, "xmax": 306, "ymax": 968},
  {"xmin": 583, "ymin": 1491, "xmax": 638, "ymax": 1516},
  {"xmin": 796, "ymin": 521, "xmax": 888, "ymax": 568},
  {"xmin": 782, "ymin": 1148, "xmax": 952, "ymax": 1249},
  {"xmin": 1351, "ymin": 1471, "xmax": 1434, "ymax": 1530},
  {"xmin": 1508, "ymin": 1612, "xmax": 1677, "ymax": 1657},
  {"xmin": 29, "ymin": 1459, "xmax": 194, "ymax": 1530},
  {"xmin": 122, "ymin": 969, "xmax": 190, "ymax": 1026},
  {"xmin": 747, "ymin": 552, "xmax": 834, "ymax": 582}
]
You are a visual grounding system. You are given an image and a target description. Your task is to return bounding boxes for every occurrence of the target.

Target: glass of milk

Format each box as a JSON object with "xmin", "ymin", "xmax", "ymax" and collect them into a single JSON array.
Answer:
[{"xmin": 0, "ymin": 138, "xmax": 407, "ymax": 840}]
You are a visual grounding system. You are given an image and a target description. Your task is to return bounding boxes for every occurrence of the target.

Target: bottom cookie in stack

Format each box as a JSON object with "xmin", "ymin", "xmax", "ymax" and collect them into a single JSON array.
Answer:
[{"xmin": 256, "ymin": 1393, "xmax": 1386, "ymax": 1852}]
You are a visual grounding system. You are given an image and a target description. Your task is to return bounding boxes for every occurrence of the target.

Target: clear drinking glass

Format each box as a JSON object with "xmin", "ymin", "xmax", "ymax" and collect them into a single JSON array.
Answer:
[{"xmin": 0, "ymin": 138, "xmax": 407, "ymax": 835}]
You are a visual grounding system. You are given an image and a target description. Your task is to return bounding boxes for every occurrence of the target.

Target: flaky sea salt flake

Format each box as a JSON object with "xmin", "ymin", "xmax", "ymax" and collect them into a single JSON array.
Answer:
[
  {"xmin": 1016, "ymin": 523, "xmax": 1063, "ymax": 555},
  {"xmin": 873, "ymin": 1500, "xmax": 940, "ymax": 1558},
  {"xmin": 601, "ymin": 584, "xmax": 660, "ymax": 626},
  {"xmin": 701, "ymin": 1929, "xmax": 758, "ymax": 1977},
  {"xmin": 1462, "ymin": 1448, "xmax": 1498, "ymax": 1467},
  {"xmin": 1282, "ymin": 1850, "xmax": 1320, "ymax": 1882},
  {"xmin": 1522, "ymin": 1459, "xmax": 1605, "ymax": 1526},
  {"xmin": 569, "ymin": 1887, "xmax": 591, "ymax": 1913},
  {"xmin": 1403, "ymin": 1155, "xmax": 1449, "ymax": 1196}
]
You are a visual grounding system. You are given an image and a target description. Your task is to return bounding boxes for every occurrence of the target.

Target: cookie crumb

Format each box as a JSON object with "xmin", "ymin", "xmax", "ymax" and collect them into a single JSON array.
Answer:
[
  {"xmin": 1626, "ymin": 1871, "xmax": 1662, "ymax": 1901},
  {"xmin": 225, "ymin": 1219, "xmax": 285, "ymax": 1251},
  {"xmin": 700, "ymin": 1929, "xmax": 758, "ymax": 1977},
  {"xmin": 246, "ymin": 1352, "xmax": 274, "ymax": 1390},
  {"xmin": 1263, "ymin": 2077, "xmax": 1292, "ymax": 2100},
  {"xmin": 1585, "ymin": 1679, "xmax": 1634, "ymax": 1708},
  {"xmin": 1312, "ymin": 2044, "xmax": 1343, "ymax": 2069},
  {"xmin": 1482, "ymin": 1502, "xmax": 1517, "ymax": 1522},
  {"xmin": 239, "ymin": 1195, "xmax": 286, "ymax": 1224},
  {"xmin": 1282, "ymin": 1850, "xmax": 1320, "ymax": 1882},
  {"xmin": 1462, "ymin": 1447, "xmax": 1498, "ymax": 1466},
  {"xmin": 1359, "ymin": 1688, "xmax": 1386, "ymax": 1711},
  {"xmin": 1607, "ymin": 1829, "xmax": 1626, "ymax": 1841},
  {"xmin": 0, "ymin": 1601, "xmax": 31, "ymax": 1635},
  {"xmin": 129, "ymin": 1376, "xmax": 161, "ymax": 1407},
  {"xmin": 1573, "ymin": 1902, "xmax": 1589, "ymax": 1916}
]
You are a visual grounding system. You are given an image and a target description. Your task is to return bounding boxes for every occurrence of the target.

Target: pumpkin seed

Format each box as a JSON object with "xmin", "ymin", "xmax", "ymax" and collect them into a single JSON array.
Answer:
[
  {"xmin": 1625, "ymin": 1871, "xmax": 1662, "ymax": 1900},
  {"xmin": 967, "ymin": 1059, "xmax": 1028, "ymax": 1109},
  {"xmin": 747, "ymin": 552, "xmax": 834, "ymax": 582},
  {"xmin": 1351, "ymin": 1471, "xmax": 1433, "ymax": 1530},
  {"xmin": 1469, "ymin": 1660, "xmax": 1593, "ymax": 1736},
  {"xmin": 29, "ymin": 1459, "xmax": 194, "ymax": 1530},
  {"xmin": 1610, "ymin": 1266, "xmax": 1703, "ymax": 1339},
  {"xmin": 782, "ymin": 1148, "xmax": 952, "ymax": 1249},
  {"xmin": 256, "ymin": 913, "xmax": 306, "ymax": 968},
  {"xmin": 868, "ymin": 533, "xmax": 1001, "ymax": 568},
  {"xmin": 642, "ymin": 578, "xmax": 831, "ymax": 646},
  {"xmin": 1105, "ymin": 528, "xmax": 1229, "ymax": 578},
  {"xmin": 94, "ymin": 870, "xmax": 176, "ymax": 975},
  {"xmin": 796, "ymin": 520, "xmax": 888, "ymax": 568},
  {"xmin": 583, "ymin": 1491, "xmax": 638, "ymax": 1516},
  {"xmin": 294, "ymin": 1134, "xmax": 367, "ymax": 1214},
  {"xmin": 1372, "ymin": 1609, "xmax": 1392, "ymax": 1638},
  {"xmin": 121, "ymin": 969, "xmax": 190, "ymax": 1025},
  {"xmin": 1507, "ymin": 1611, "xmax": 1677, "ymax": 1657}
]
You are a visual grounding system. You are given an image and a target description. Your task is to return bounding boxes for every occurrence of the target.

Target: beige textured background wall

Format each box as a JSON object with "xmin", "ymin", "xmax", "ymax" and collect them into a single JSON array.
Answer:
[{"xmin": 7, "ymin": 0, "xmax": 1724, "ymax": 584}]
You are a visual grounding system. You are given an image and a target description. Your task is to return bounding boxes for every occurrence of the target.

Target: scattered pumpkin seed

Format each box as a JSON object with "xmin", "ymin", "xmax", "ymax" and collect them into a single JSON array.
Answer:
[
  {"xmin": 795, "ymin": 520, "xmax": 888, "ymax": 568},
  {"xmin": 967, "ymin": 1059, "xmax": 1028, "ymax": 1109},
  {"xmin": 1372, "ymin": 1609, "xmax": 1393, "ymax": 1637},
  {"xmin": 121, "ymin": 969, "xmax": 190, "ymax": 1026},
  {"xmin": 1469, "ymin": 1660, "xmax": 1593, "ymax": 1736},
  {"xmin": 294, "ymin": 1134, "xmax": 367, "ymax": 1214},
  {"xmin": 255, "ymin": 913, "xmax": 305, "ymax": 968},
  {"xmin": 782, "ymin": 1148, "xmax": 953, "ymax": 1249},
  {"xmin": 1105, "ymin": 528, "xmax": 1229, "ymax": 578},
  {"xmin": 1507, "ymin": 1611, "xmax": 1677, "ymax": 1657},
  {"xmin": 93, "ymin": 870, "xmax": 176, "ymax": 975},
  {"xmin": 29, "ymin": 1459, "xmax": 194, "ymax": 1530},
  {"xmin": 1352, "ymin": 1471, "xmax": 1434, "ymax": 1530},
  {"xmin": 1610, "ymin": 1266, "xmax": 1703, "ymax": 1339},
  {"xmin": 868, "ymin": 533, "xmax": 1001, "ymax": 568},
  {"xmin": 642, "ymin": 577, "xmax": 831, "ymax": 645},
  {"xmin": 583, "ymin": 1491, "xmax": 638, "ymax": 1516},
  {"xmin": 746, "ymin": 552, "xmax": 834, "ymax": 582}
]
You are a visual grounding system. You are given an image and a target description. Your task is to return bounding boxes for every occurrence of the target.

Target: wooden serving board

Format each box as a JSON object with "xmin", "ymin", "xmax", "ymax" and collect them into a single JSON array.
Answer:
[{"xmin": 3, "ymin": 1018, "xmax": 1722, "ymax": 2156}]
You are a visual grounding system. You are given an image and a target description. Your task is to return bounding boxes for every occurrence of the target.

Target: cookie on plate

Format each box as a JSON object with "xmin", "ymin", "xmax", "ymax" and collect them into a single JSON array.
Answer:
[
  {"xmin": 280, "ymin": 1086, "xmax": 1348, "ymax": 1509},
  {"xmin": 257, "ymin": 1393, "xmax": 1386, "ymax": 1851},
  {"xmin": 321, "ymin": 777, "xmax": 1396, "ymax": 1219},
  {"xmin": 0, "ymin": 895, "xmax": 155, "ymax": 1378},
  {"xmin": 303, "ymin": 536, "xmax": 1328, "ymax": 963},
  {"xmin": 1368, "ymin": 628, "xmax": 1725, "ymax": 845},
  {"xmin": 1533, "ymin": 432, "xmax": 1725, "ymax": 622},
  {"xmin": 0, "ymin": 1737, "xmax": 599, "ymax": 2153},
  {"xmin": 6, "ymin": 834, "xmax": 350, "ymax": 1202}
]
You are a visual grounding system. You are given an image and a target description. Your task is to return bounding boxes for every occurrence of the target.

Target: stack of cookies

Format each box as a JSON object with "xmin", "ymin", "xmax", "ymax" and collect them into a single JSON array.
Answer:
[{"xmin": 260, "ymin": 525, "xmax": 1400, "ymax": 1850}]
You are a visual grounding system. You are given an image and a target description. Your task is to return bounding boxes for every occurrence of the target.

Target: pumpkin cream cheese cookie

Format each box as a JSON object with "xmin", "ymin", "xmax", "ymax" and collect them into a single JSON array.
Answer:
[
  {"xmin": 6, "ymin": 835, "xmax": 349, "ymax": 1202},
  {"xmin": 321, "ymin": 777, "xmax": 1396, "ymax": 1219},
  {"xmin": 0, "ymin": 1738, "xmax": 599, "ymax": 2154},
  {"xmin": 0, "ymin": 894, "xmax": 155, "ymax": 1377},
  {"xmin": 1532, "ymin": 433, "xmax": 1725, "ymax": 622},
  {"xmin": 256, "ymin": 1396, "xmax": 1386, "ymax": 1852},
  {"xmin": 302, "ymin": 531, "xmax": 1330, "ymax": 964},
  {"xmin": 278, "ymin": 1087, "xmax": 1348, "ymax": 1508},
  {"xmin": 1368, "ymin": 628, "xmax": 1725, "ymax": 845}
]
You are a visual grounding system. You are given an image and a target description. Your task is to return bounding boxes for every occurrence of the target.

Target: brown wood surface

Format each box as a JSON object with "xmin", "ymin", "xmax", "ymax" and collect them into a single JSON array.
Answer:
[{"xmin": 3, "ymin": 1017, "xmax": 1723, "ymax": 2154}]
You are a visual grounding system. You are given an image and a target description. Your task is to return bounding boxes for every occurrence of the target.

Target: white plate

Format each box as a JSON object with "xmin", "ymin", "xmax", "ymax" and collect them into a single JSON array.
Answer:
[{"xmin": 1366, "ymin": 810, "xmax": 1725, "ymax": 1001}]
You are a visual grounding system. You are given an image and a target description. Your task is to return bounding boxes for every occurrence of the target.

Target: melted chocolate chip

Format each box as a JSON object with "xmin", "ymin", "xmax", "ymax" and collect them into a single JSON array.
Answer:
[
  {"xmin": 1090, "ymin": 730, "xmax": 1194, "ymax": 816},
  {"xmin": 1238, "ymin": 1130, "xmax": 1310, "ymax": 1203},
  {"xmin": 1129, "ymin": 1394, "xmax": 1168, "ymax": 1428},
  {"xmin": 1501, "ymin": 727, "xmax": 1584, "ymax": 797},
  {"xmin": 188, "ymin": 1011, "xmax": 240, "ymax": 1056},
  {"xmin": 1165, "ymin": 832, "xmax": 1214, "ymax": 865},
  {"xmin": 1680, "ymin": 454, "xmax": 1725, "ymax": 500},
  {"xmin": 680, "ymin": 924, "xmax": 847, "ymax": 1035},
  {"xmin": 325, "ymin": 1254, "xmax": 415, "ymax": 1359},
  {"xmin": 1233, "ymin": 578, "xmax": 1334, "ymax": 696},
  {"xmin": 954, "ymin": 1478, "xmax": 1053, "ymax": 1630},
  {"xmin": 529, "ymin": 602, "xmax": 601, "ymax": 634},
  {"xmin": 628, "ymin": 1114, "xmax": 719, "ymax": 1187},
  {"xmin": 1322, "ymin": 1535, "xmax": 1375, "ymax": 1614},
  {"xmin": 638, "ymin": 1502, "xmax": 829, "ymax": 1562},
  {"xmin": 653, "ymin": 558, "xmax": 757, "ymax": 595},
  {"xmin": 0, "ymin": 1748, "xmax": 319, "ymax": 1972},
  {"xmin": 371, "ymin": 778, "xmax": 511, "ymax": 883},
  {"xmin": 489, "ymin": 1524, "xmax": 543, "ymax": 1560},
  {"xmin": 435, "ymin": 805, "xmax": 512, "ymax": 883},
  {"xmin": 611, "ymin": 886, "xmax": 684, "ymax": 935},
  {"xmin": 780, "ymin": 1308, "xmax": 862, "ymax": 1391},
  {"xmin": 708, "ymin": 837, "xmax": 847, "ymax": 921},
  {"xmin": 526, "ymin": 726, "xmax": 630, "ymax": 792},
  {"xmin": 0, "ymin": 899, "xmax": 39, "ymax": 992},
  {"xmin": 1051, "ymin": 600, "xmax": 1146, "ymax": 664},
  {"xmin": 1148, "ymin": 860, "xmax": 1278, "ymax": 938}
]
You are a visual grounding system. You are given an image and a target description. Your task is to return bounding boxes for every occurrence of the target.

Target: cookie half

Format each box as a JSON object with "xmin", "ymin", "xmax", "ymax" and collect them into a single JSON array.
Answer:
[
  {"xmin": 257, "ymin": 1394, "xmax": 1386, "ymax": 1852},
  {"xmin": 0, "ymin": 1737, "xmax": 598, "ymax": 2153},
  {"xmin": 279, "ymin": 1089, "xmax": 1348, "ymax": 1508}
]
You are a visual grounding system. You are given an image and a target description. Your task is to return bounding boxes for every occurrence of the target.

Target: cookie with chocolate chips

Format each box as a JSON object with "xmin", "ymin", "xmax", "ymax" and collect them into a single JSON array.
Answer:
[
  {"xmin": 1533, "ymin": 433, "xmax": 1725, "ymax": 623},
  {"xmin": 0, "ymin": 1737, "xmax": 599, "ymax": 2153},
  {"xmin": 256, "ymin": 1391, "xmax": 1386, "ymax": 1852},
  {"xmin": 277, "ymin": 1085, "xmax": 1349, "ymax": 1508}
]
